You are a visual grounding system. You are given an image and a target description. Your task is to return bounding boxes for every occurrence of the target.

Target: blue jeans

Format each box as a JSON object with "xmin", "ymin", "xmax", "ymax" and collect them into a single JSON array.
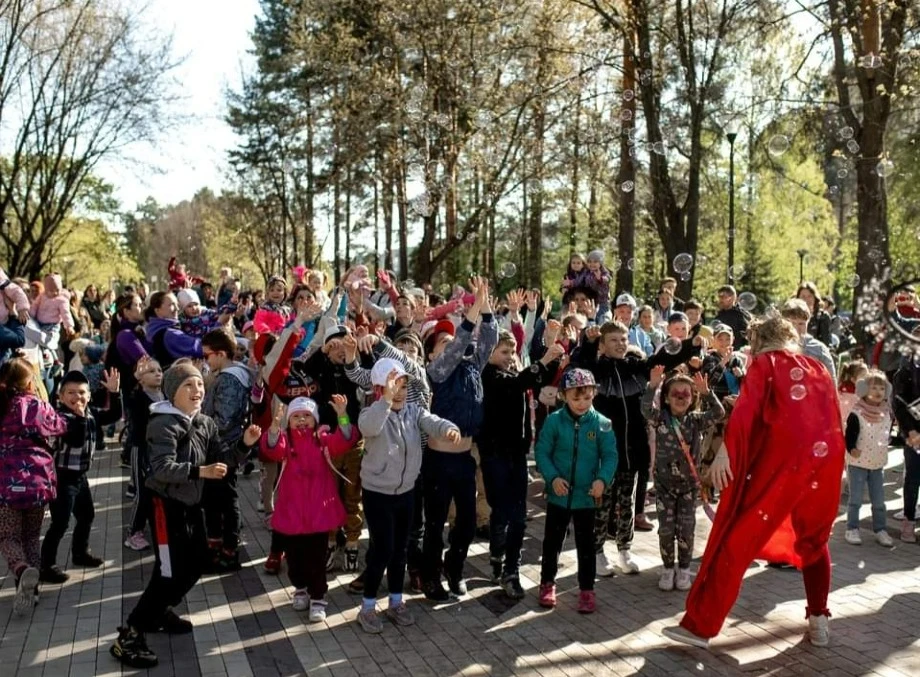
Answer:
[
  {"xmin": 480, "ymin": 452, "xmax": 528, "ymax": 577},
  {"xmin": 846, "ymin": 466, "xmax": 886, "ymax": 532}
]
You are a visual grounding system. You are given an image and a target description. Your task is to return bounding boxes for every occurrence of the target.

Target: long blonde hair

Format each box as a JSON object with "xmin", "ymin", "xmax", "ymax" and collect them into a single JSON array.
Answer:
[{"xmin": 748, "ymin": 316, "xmax": 801, "ymax": 355}]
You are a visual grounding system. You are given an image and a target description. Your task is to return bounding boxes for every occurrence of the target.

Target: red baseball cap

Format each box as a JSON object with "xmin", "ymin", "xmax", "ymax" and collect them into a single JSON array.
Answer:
[{"xmin": 424, "ymin": 320, "xmax": 456, "ymax": 357}]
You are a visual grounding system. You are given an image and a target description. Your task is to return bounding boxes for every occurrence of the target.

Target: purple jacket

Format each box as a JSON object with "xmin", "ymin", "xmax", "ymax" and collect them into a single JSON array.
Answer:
[
  {"xmin": 115, "ymin": 322, "xmax": 150, "ymax": 367},
  {"xmin": 0, "ymin": 394, "xmax": 68, "ymax": 509},
  {"xmin": 146, "ymin": 317, "xmax": 203, "ymax": 362}
]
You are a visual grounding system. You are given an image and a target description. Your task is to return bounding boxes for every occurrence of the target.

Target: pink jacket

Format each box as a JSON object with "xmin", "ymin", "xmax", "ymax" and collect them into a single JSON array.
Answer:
[
  {"xmin": 260, "ymin": 425, "xmax": 356, "ymax": 536},
  {"xmin": 0, "ymin": 270, "xmax": 30, "ymax": 324},
  {"xmin": 30, "ymin": 293, "xmax": 73, "ymax": 331}
]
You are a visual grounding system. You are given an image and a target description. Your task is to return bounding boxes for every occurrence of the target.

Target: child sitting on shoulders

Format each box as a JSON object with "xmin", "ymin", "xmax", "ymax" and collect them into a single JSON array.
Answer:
[
  {"xmin": 844, "ymin": 370, "xmax": 894, "ymax": 547},
  {"xmin": 253, "ymin": 276, "xmax": 293, "ymax": 335},
  {"xmin": 642, "ymin": 366, "xmax": 724, "ymax": 593},
  {"xmin": 177, "ymin": 289, "xmax": 238, "ymax": 338}
]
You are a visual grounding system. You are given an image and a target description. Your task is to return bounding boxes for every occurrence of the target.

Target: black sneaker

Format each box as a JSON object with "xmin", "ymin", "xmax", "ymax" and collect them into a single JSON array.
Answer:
[
  {"xmin": 125, "ymin": 485, "xmax": 136, "ymax": 499},
  {"xmin": 408, "ymin": 570, "xmax": 424, "ymax": 594},
  {"xmin": 347, "ymin": 570, "xmax": 366, "ymax": 594},
  {"xmin": 344, "ymin": 547, "xmax": 359, "ymax": 572},
  {"xmin": 242, "ymin": 461, "xmax": 255, "ymax": 476},
  {"xmin": 72, "ymin": 552, "xmax": 104, "ymax": 568},
  {"xmin": 216, "ymin": 549, "xmax": 242, "ymax": 572},
  {"xmin": 423, "ymin": 579, "xmax": 450, "ymax": 602},
  {"xmin": 489, "ymin": 557, "xmax": 503, "ymax": 584},
  {"xmin": 154, "ymin": 609, "xmax": 193, "ymax": 634},
  {"xmin": 446, "ymin": 574, "xmax": 467, "ymax": 597},
  {"xmin": 110, "ymin": 626, "xmax": 158, "ymax": 668},
  {"xmin": 39, "ymin": 566, "xmax": 69, "ymax": 584},
  {"xmin": 501, "ymin": 575, "xmax": 525, "ymax": 600}
]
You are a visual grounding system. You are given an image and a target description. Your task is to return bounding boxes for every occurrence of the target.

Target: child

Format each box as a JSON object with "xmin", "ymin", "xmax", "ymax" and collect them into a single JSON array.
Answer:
[
  {"xmin": 166, "ymin": 256, "xmax": 203, "ymax": 292},
  {"xmin": 0, "ymin": 268, "xmax": 31, "ymax": 327},
  {"xmin": 0, "ymin": 356, "xmax": 68, "ymax": 615},
  {"xmin": 535, "ymin": 368, "xmax": 617, "ymax": 614},
  {"xmin": 838, "ymin": 360, "xmax": 869, "ymax": 426},
  {"xmin": 477, "ymin": 334, "xmax": 564, "ymax": 598},
  {"xmin": 642, "ymin": 366, "xmax": 724, "ymax": 592},
  {"xmin": 124, "ymin": 357, "xmax": 164, "ymax": 551},
  {"xmin": 260, "ymin": 395, "xmax": 354, "ymax": 622},
  {"xmin": 356, "ymin": 359, "xmax": 460, "ymax": 634},
  {"xmin": 177, "ymin": 289, "xmax": 238, "ymax": 338},
  {"xmin": 844, "ymin": 371, "xmax": 894, "ymax": 547},
  {"xmin": 145, "ymin": 291, "xmax": 204, "ymax": 369},
  {"xmin": 637, "ymin": 305, "xmax": 667, "ymax": 350},
  {"xmin": 29, "ymin": 274, "xmax": 74, "ymax": 342},
  {"xmin": 40, "ymin": 369, "xmax": 122, "ymax": 583},
  {"xmin": 253, "ymin": 276, "xmax": 293, "ymax": 335},
  {"xmin": 581, "ymin": 250, "xmax": 613, "ymax": 321},
  {"xmin": 560, "ymin": 253, "xmax": 587, "ymax": 292}
]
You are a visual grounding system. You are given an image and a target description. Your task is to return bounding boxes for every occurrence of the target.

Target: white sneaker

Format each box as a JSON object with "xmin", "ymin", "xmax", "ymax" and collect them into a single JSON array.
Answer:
[
  {"xmin": 675, "ymin": 567, "xmax": 693, "ymax": 591},
  {"xmin": 292, "ymin": 589, "xmax": 309, "ymax": 611},
  {"xmin": 617, "ymin": 550, "xmax": 640, "ymax": 575},
  {"xmin": 875, "ymin": 530, "xmax": 894, "ymax": 548},
  {"xmin": 308, "ymin": 599, "xmax": 327, "ymax": 623},
  {"xmin": 807, "ymin": 614, "xmax": 829, "ymax": 647},
  {"xmin": 658, "ymin": 568, "xmax": 676, "ymax": 591},
  {"xmin": 596, "ymin": 552, "xmax": 615, "ymax": 577},
  {"xmin": 844, "ymin": 529, "xmax": 862, "ymax": 545}
]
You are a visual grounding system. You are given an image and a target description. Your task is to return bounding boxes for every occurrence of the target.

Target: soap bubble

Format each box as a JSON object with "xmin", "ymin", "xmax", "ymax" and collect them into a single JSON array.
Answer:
[
  {"xmin": 621, "ymin": 180, "xmax": 635, "ymax": 193},
  {"xmin": 790, "ymin": 384, "xmax": 807, "ymax": 400},
  {"xmin": 499, "ymin": 262, "xmax": 517, "ymax": 279},
  {"xmin": 626, "ymin": 258, "xmax": 636, "ymax": 271},
  {"xmin": 846, "ymin": 140, "xmax": 860, "ymax": 154},
  {"xmin": 790, "ymin": 367, "xmax": 804, "ymax": 381},
  {"xmin": 738, "ymin": 292, "xmax": 757, "ymax": 312},
  {"xmin": 846, "ymin": 274, "xmax": 861, "ymax": 288},
  {"xmin": 767, "ymin": 135, "xmax": 790, "ymax": 157},
  {"xmin": 622, "ymin": 89, "xmax": 635, "ymax": 101},
  {"xmin": 837, "ymin": 168, "xmax": 848, "ymax": 179},
  {"xmin": 811, "ymin": 481, "xmax": 819, "ymax": 489},
  {"xmin": 673, "ymin": 253, "xmax": 694, "ymax": 274},
  {"xmin": 729, "ymin": 264, "xmax": 745, "ymax": 280},
  {"xmin": 839, "ymin": 126, "xmax": 854, "ymax": 140},
  {"xmin": 621, "ymin": 109, "xmax": 633, "ymax": 121},
  {"xmin": 812, "ymin": 441, "xmax": 829, "ymax": 458},
  {"xmin": 650, "ymin": 141, "xmax": 667, "ymax": 155},
  {"xmin": 876, "ymin": 159, "xmax": 895, "ymax": 178},
  {"xmin": 404, "ymin": 279, "xmax": 416, "ymax": 289},
  {"xmin": 663, "ymin": 337, "xmax": 682, "ymax": 355},
  {"xmin": 599, "ymin": 419, "xmax": 612, "ymax": 433},
  {"xmin": 680, "ymin": 271, "xmax": 691, "ymax": 282}
]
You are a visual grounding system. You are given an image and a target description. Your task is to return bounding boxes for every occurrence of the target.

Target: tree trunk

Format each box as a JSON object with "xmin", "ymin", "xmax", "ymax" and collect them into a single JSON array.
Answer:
[
  {"xmin": 568, "ymin": 96, "xmax": 581, "ymax": 255},
  {"xmin": 305, "ymin": 100, "xmax": 316, "ymax": 266},
  {"xmin": 617, "ymin": 29, "xmax": 637, "ymax": 295},
  {"xmin": 396, "ymin": 162, "xmax": 409, "ymax": 279},
  {"xmin": 345, "ymin": 166, "xmax": 352, "ymax": 271}
]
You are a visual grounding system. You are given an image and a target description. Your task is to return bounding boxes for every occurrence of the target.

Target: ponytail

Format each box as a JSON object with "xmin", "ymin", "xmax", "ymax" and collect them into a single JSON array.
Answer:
[{"xmin": 0, "ymin": 356, "xmax": 34, "ymax": 421}]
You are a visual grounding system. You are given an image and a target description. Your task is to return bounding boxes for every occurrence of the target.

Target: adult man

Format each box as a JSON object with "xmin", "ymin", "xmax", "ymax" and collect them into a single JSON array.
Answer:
[{"xmin": 714, "ymin": 286, "xmax": 751, "ymax": 349}]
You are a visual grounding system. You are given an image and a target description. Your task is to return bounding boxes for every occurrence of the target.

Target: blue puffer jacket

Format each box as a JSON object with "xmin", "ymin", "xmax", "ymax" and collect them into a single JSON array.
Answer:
[
  {"xmin": 535, "ymin": 405, "xmax": 618, "ymax": 510},
  {"xmin": 427, "ymin": 315, "xmax": 499, "ymax": 438}
]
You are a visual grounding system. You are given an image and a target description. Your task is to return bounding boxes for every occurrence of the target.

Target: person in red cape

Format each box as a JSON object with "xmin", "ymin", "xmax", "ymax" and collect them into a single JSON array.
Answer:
[{"xmin": 663, "ymin": 315, "xmax": 846, "ymax": 650}]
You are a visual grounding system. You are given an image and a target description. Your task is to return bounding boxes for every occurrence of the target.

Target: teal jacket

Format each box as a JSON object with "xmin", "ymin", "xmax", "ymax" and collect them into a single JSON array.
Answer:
[{"xmin": 535, "ymin": 406, "xmax": 618, "ymax": 510}]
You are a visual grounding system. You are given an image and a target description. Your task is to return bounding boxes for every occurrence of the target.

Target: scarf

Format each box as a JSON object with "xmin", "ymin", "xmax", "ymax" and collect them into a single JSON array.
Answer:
[{"xmin": 853, "ymin": 398, "xmax": 888, "ymax": 424}]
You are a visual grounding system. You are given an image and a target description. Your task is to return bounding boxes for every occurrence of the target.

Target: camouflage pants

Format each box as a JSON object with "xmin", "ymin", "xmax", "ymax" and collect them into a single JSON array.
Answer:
[
  {"xmin": 656, "ymin": 487, "xmax": 696, "ymax": 569},
  {"xmin": 594, "ymin": 469, "xmax": 637, "ymax": 553}
]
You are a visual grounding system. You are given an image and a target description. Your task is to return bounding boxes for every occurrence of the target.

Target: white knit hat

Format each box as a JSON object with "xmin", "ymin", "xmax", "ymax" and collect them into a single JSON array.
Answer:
[
  {"xmin": 177, "ymin": 288, "xmax": 200, "ymax": 310},
  {"xmin": 286, "ymin": 397, "xmax": 319, "ymax": 422},
  {"xmin": 370, "ymin": 358, "xmax": 407, "ymax": 387}
]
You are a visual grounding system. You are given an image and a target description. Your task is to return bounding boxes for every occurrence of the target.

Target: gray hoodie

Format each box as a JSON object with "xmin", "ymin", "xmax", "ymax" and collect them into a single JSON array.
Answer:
[
  {"xmin": 145, "ymin": 402, "xmax": 251, "ymax": 506},
  {"xmin": 358, "ymin": 398, "xmax": 458, "ymax": 495}
]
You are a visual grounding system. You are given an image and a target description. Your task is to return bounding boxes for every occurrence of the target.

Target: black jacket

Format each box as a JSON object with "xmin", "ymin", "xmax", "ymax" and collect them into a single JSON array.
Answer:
[
  {"xmin": 476, "ymin": 361, "xmax": 551, "ymax": 456},
  {"xmin": 714, "ymin": 306, "xmax": 752, "ymax": 349},
  {"xmin": 894, "ymin": 358, "xmax": 920, "ymax": 438}
]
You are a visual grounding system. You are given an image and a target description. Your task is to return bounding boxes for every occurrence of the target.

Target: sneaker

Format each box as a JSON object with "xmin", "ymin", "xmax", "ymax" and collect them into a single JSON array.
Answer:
[
  {"xmin": 110, "ymin": 626, "xmax": 158, "ymax": 668},
  {"xmin": 662, "ymin": 625, "xmax": 710, "ymax": 649},
  {"xmin": 446, "ymin": 573, "xmax": 467, "ymax": 597},
  {"xmin": 124, "ymin": 532, "xmax": 150, "ymax": 551},
  {"xmin": 844, "ymin": 529, "xmax": 862, "ymax": 545},
  {"xmin": 71, "ymin": 551, "xmax": 104, "ymax": 568},
  {"xmin": 658, "ymin": 568, "xmax": 676, "ymax": 591},
  {"xmin": 125, "ymin": 485, "xmax": 136, "ymax": 499},
  {"xmin": 308, "ymin": 599, "xmax": 328, "ymax": 623},
  {"xmin": 423, "ymin": 579, "xmax": 450, "ymax": 602},
  {"xmin": 216, "ymin": 549, "xmax": 242, "ymax": 571},
  {"xmin": 292, "ymin": 589, "xmax": 309, "ymax": 611},
  {"xmin": 634, "ymin": 514, "xmax": 654, "ymax": 532},
  {"xmin": 242, "ymin": 461, "xmax": 255, "ymax": 476},
  {"xmin": 900, "ymin": 520, "xmax": 917, "ymax": 543},
  {"xmin": 501, "ymin": 575, "xmax": 525, "ymax": 600},
  {"xmin": 577, "ymin": 590, "xmax": 596, "ymax": 614},
  {"xmin": 596, "ymin": 552, "xmax": 615, "ymax": 578},
  {"xmin": 344, "ymin": 547, "xmax": 359, "ymax": 572},
  {"xmin": 348, "ymin": 571, "xmax": 366, "ymax": 594},
  {"xmin": 408, "ymin": 570, "xmax": 423, "ymax": 594},
  {"xmin": 675, "ymin": 568, "xmax": 693, "ymax": 591},
  {"xmin": 386, "ymin": 601, "xmax": 416, "ymax": 626},
  {"xmin": 357, "ymin": 607, "xmax": 383, "ymax": 634},
  {"xmin": 151, "ymin": 609, "xmax": 193, "ymax": 634},
  {"xmin": 14, "ymin": 567, "xmax": 38, "ymax": 616},
  {"xmin": 875, "ymin": 530, "xmax": 894, "ymax": 547},
  {"xmin": 807, "ymin": 614, "xmax": 830, "ymax": 647},
  {"xmin": 538, "ymin": 583, "xmax": 557, "ymax": 608},
  {"xmin": 264, "ymin": 552, "xmax": 282, "ymax": 575},
  {"xmin": 257, "ymin": 500, "xmax": 264, "ymax": 512},
  {"xmin": 617, "ymin": 550, "xmax": 640, "ymax": 575},
  {"xmin": 489, "ymin": 557, "xmax": 503, "ymax": 584},
  {"xmin": 325, "ymin": 544, "xmax": 339, "ymax": 572},
  {"xmin": 39, "ymin": 566, "xmax": 69, "ymax": 584}
]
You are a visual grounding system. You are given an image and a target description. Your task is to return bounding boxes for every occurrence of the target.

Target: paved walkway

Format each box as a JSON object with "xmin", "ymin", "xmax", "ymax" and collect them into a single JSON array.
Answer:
[{"xmin": 1, "ymin": 442, "xmax": 919, "ymax": 677}]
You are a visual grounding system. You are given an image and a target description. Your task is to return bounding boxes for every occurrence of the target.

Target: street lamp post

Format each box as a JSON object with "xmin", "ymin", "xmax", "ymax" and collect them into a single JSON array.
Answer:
[
  {"xmin": 796, "ymin": 248, "xmax": 808, "ymax": 284},
  {"xmin": 726, "ymin": 123, "xmax": 738, "ymax": 283}
]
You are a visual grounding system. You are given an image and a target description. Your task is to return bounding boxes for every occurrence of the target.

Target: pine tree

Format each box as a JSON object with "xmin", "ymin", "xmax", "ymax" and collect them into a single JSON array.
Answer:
[{"xmin": 740, "ymin": 224, "xmax": 780, "ymax": 311}]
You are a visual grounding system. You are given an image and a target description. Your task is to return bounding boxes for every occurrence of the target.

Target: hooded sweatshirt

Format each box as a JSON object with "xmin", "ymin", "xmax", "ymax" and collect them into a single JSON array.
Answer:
[
  {"xmin": 30, "ymin": 274, "xmax": 73, "ymax": 332},
  {"xmin": 202, "ymin": 362, "xmax": 253, "ymax": 458}
]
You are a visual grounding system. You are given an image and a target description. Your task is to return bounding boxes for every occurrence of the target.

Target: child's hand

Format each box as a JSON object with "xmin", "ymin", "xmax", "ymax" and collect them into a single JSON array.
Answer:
[
  {"xmin": 343, "ymin": 334, "xmax": 358, "ymax": 364},
  {"xmin": 693, "ymin": 372, "xmax": 710, "ymax": 395},
  {"xmin": 732, "ymin": 367, "xmax": 744, "ymax": 378},
  {"xmin": 269, "ymin": 401, "xmax": 286, "ymax": 433},
  {"xmin": 542, "ymin": 295, "xmax": 552, "ymax": 320},
  {"xmin": 102, "ymin": 368, "xmax": 120, "ymax": 393},
  {"xmin": 584, "ymin": 325, "xmax": 601, "ymax": 342},
  {"xmin": 444, "ymin": 428, "xmax": 461, "ymax": 444},
  {"xmin": 243, "ymin": 424, "xmax": 262, "ymax": 447},
  {"xmin": 330, "ymin": 393, "xmax": 348, "ymax": 417},
  {"xmin": 383, "ymin": 369, "xmax": 402, "ymax": 404},
  {"xmin": 649, "ymin": 365, "xmax": 666, "ymax": 388},
  {"xmin": 589, "ymin": 479, "xmax": 605, "ymax": 503},
  {"xmin": 523, "ymin": 289, "xmax": 539, "ymax": 312},
  {"xmin": 583, "ymin": 298, "xmax": 597, "ymax": 320},
  {"xmin": 551, "ymin": 478, "xmax": 570, "ymax": 497},
  {"xmin": 540, "ymin": 343, "xmax": 566, "ymax": 365},
  {"xmin": 377, "ymin": 269, "xmax": 392, "ymax": 290},
  {"xmin": 688, "ymin": 356, "xmax": 702, "ymax": 370},
  {"xmin": 849, "ymin": 448, "xmax": 862, "ymax": 459},
  {"xmin": 200, "ymin": 463, "xmax": 228, "ymax": 480},
  {"xmin": 357, "ymin": 334, "xmax": 379, "ymax": 354}
]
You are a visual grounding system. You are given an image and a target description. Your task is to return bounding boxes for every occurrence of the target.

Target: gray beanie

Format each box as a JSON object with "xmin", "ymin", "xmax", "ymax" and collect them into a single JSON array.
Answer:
[{"xmin": 162, "ymin": 362, "xmax": 202, "ymax": 402}]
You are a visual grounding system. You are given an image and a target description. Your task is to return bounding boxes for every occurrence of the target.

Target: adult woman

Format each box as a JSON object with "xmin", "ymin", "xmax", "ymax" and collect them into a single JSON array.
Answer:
[
  {"xmin": 144, "ymin": 291, "xmax": 203, "ymax": 369},
  {"xmin": 893, "ymin": 355, "xmax": 920, "ymax": 542},
  {"xmin": 81, "ymin": 286, "xmax": 107, "ymax": 330},
  {"xmin": 796, "ymin": 282, "xmax": 833, "ymax": 347},
  {"xmin": 106, "ymin": 293, "xmax": 150, "ymax": 467},
  {"xmin": 663, "ymin": 315, "xmax": 845, "ymax": 649},
  {"xmin": 109, "ymin": 363, "xmax": 259, "ymax": 668}
]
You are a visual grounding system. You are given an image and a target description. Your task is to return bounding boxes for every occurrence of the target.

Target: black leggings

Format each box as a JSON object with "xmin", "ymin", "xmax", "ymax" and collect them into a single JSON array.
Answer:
[
  {"xmin": 540, "ymin": 503, "xmax": 596, "ymax": 591},
  {"xmin": 362, "ymin": 488, "xmax": 414, "ymax": 600},
  {"xmin": 282, "ymin": 532, "xmax": 328, "ymax": 598},
  {"xmin": 905, "ymin": 447, "xmax": 920, "ymax": 521}
]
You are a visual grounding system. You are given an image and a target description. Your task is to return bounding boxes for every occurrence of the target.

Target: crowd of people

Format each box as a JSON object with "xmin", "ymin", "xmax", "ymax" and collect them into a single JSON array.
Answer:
[{"xmin": 0, "ymin": 257, "xmax": 918, "ymax": 668}]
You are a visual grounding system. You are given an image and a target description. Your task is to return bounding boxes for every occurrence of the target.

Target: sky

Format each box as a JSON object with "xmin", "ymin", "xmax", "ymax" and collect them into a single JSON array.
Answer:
[{"xmin": 95, "ymin": 0, "xmax": 262, "ymax": 210}]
